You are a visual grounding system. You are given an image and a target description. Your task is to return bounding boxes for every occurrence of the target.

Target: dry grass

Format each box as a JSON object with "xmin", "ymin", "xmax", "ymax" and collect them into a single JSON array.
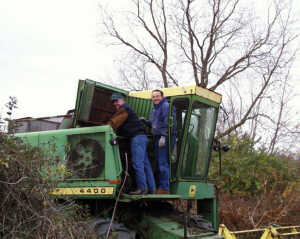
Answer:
[{"xmin": 219, "ymin": 186, "xmax": 300, "ymax": 230}]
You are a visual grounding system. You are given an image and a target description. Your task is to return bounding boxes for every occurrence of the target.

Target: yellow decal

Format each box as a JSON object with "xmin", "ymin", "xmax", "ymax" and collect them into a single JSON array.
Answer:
[
  {"xmin": 189, "ymin": 185, "xmax": 196, "ymax": 197},
  {"xmin": 0, "ymin": 161, "xmax": 8, "ymax": 168},
  {"xmin": 51, "ymin": 187, "xmax": 114, "ymax": 195}
]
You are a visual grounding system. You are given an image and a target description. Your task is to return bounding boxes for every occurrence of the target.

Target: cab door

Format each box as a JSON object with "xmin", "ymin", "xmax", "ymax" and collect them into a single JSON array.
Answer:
[
  {"xmin": 169, "ymin": 96, "xmax": 191, "ymax": 181},
  {"xmin": 180, "ymin": 98, "xmax": 219, "ymax": 179}
]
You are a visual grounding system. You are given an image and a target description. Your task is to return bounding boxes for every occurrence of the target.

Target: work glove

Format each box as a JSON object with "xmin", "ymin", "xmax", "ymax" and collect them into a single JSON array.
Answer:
[
  {"xmin": 139, "ymin": 117, "xmax": 152, "ymax": 128},
  {"xmin": 159, "ymin": 136, "xmax": 166, "ymax": 147}
]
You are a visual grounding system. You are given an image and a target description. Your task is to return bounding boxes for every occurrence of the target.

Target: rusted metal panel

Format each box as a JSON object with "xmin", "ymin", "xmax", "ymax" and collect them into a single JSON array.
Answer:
[{"xmin": 10, "ymin": 115, "xmax": 69, "ymax": 133}]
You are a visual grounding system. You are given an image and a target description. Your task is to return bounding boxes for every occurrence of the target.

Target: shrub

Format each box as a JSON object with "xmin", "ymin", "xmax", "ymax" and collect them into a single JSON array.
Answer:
[
  {"xmin": 210, "ymin": 134, "xmax": 300, "ymax": 229},
  {"xmin": 0, "ymin": 132, "xmax": 93, "ymax": 238},
  {"xmin": 211, "ymin": 134, "xmax": 297, "ymax": 195}
]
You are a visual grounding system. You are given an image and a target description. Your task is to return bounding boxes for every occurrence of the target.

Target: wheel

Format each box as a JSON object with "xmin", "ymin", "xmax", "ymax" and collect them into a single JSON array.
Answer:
[{"xmin": 88, "ymin": 218, "xmax": 136, "ymax": 239}]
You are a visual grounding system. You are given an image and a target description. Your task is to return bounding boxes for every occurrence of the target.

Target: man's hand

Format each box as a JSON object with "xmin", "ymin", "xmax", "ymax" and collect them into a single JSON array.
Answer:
[
  {"xmin": 140, "ymin": 117, "xmax": 152, "ymax": 128},
  {"xmin": 159, "ymin": 136, "xmax": 166, "ymax": 147},
  {"xmin": 139, "ymin": 117, "xmax": 146, "ymax": 122}
]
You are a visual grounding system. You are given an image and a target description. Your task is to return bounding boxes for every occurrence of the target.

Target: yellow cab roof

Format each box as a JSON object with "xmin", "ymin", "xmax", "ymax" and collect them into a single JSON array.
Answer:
[{"xmin": 129, "ymin": 85, "xmax": 222, "ymax": 104}]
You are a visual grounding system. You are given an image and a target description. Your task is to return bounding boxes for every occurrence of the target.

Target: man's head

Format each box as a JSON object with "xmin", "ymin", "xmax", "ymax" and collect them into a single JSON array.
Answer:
[
  {"xmin": 111, "ymin": 93, "xmax": 125, "ymax": 110},
  {"xmin": 152, "ymin": 89, "xmax": 164, "ymax": 105}
]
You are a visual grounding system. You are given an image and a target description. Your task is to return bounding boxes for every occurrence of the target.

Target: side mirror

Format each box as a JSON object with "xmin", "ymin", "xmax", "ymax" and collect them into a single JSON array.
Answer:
[
  {"xmin": 221, "ymin": 144, "xmax": 230, "ymax": 152},
  {"xmin": 212, "ymin": 140, "xmax": 230, "ymax": 176},
  {"xmin": 213, "ymin": 141, "xmax": 230, "ymax": 152}
]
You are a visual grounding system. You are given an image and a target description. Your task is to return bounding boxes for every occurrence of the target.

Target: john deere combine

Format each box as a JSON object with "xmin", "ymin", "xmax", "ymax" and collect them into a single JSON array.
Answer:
[{"xmin": 16, "ymin": 79, "xmax": 224, "ymax": 238}]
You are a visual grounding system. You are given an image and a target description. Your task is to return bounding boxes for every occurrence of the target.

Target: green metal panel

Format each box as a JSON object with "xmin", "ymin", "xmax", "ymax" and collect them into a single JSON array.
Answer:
[
  {"xmin": 197, "ymin": 198, "xmax": 220, "ymax": 231},
  {"xmin": 73, "ymin": 80, "xmax": 85, "ymax": 126},
  {"xmin": 135, "ymin": 214, "xmax": 222, "ymax": 239},
  {"xmin": 17, "ymin": 129, "xmax": 68, "ymax": 181},
  {"xmin": 78, "ymin": 80, "xmax": 96, "ymax": 122},
  {"xmin": 126, "ymin": 96, "xmax": 153, "ymax": 119},
  {"xmin": 104, "ymin": 130, "xmax": 123, "ymax": 180},
  {"xmin": 16, "ymin": 125, "xmax": 122, "ymax": 200},
  {"xmin": 170, "ymin": 181, "xmax": 216, "ymax": 199},
  {"xmin": 119, "ymin": 193, "xmax": 181, "ymax": 202},
  {"xmin": 86, "ymin": 79, "xmax": 129, "ymax": 95},
  {"xmin": 139, "ymin": 216, "xmax": 186, "ymax": 239},
  {"xmin": 196, "ymin": 95, "xmax": 220, "ymax": 108}
]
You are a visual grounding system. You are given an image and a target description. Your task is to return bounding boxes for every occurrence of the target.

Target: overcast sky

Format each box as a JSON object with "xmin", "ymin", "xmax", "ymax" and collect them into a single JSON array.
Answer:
[
  {"xmin": 0, "ymin": 0, "xmax": 115, "ymax": 118},
  {"xmin": 0, "ymin": 0, "xmax": 299, "ymax": 120}
]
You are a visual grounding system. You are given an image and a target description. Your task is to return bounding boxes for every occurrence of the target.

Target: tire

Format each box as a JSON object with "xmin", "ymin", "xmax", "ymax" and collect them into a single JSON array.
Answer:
[{"xmin": 88, "ymin": 218, "xmax": 136, "ymax": 239}]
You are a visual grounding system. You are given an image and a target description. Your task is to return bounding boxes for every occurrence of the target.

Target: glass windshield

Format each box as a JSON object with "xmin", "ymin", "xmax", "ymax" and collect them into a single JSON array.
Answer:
[
  {"xmin": 181, "ymin": 101, "xmax": 217, "ymax": 178},
  {"xmin": 170, "ymin": 98, "xmax": 189, "ymax": 180}
]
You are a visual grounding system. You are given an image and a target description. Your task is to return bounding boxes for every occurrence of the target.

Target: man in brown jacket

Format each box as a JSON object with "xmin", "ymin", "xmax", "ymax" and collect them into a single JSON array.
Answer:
[{"xmin": 108, "ymin": 93, "xmax": 156, "ymax": 195}]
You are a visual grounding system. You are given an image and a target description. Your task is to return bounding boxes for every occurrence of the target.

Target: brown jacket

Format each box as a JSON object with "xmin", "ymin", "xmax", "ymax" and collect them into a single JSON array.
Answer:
[{"xmin": 108, "ymin": 107, "xmax": 128, "ymax": 131}]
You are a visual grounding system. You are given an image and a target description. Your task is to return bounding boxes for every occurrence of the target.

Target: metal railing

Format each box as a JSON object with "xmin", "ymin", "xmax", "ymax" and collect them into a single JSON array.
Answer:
[{"xmin": 218, "ymin": 224, "xmax": 300, "ymax": 239}]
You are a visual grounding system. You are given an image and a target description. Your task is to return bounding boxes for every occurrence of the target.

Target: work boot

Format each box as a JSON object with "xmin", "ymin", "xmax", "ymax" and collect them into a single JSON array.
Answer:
[
  {"xmin": 129, "ymin": 189, "xmax": 148, "ymax": 195},
  {"xmin": 156, "ymin": 189, "xmax": 169, "ymax": 194},
  {"xmin": 148, "ymin": 190, "xmax": 156, "ymax": 194}
]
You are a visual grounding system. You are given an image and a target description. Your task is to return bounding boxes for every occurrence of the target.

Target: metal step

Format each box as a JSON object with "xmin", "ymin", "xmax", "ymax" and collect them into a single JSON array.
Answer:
[{"xmin": 120, "ymin": 193, "xmax": 181, "ymax": 202}]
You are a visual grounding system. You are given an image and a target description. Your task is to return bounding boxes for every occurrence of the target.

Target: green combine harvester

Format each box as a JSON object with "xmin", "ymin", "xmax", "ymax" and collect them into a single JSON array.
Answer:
[{"xmin": 16, "ymin": 79, "xmax": 224, "ymax": 239}]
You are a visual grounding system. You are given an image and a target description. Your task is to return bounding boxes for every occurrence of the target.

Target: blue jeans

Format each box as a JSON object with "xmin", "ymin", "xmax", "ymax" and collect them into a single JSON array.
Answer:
[
  {"xmin": 154, "ymin": 136, "xmax": 169, "ymax": 190},
  {"xmin": 131, "ymin": 134, "xmax": 156, "ymax": 191}
]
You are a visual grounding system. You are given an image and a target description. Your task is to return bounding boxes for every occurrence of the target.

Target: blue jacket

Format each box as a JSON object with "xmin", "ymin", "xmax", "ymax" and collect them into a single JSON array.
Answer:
[{"xmin": 150, "ymin": 98, "xmax": 171, "ymax": 136}]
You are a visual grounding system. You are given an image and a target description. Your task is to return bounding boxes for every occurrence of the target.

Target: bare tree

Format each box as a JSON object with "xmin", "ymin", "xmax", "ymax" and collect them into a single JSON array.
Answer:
[
  {"xmin": 100, "ymin": 0, "xmax": 299, "ymax": 150},
  {"xmin": 266, "ymin": 73, "xmax": 300, "ymax": 154},
  {"xmin": 113, "ymin": 52, "xmax": 164, "ymax": 91},
  {"xmin": 100, "ymin": 0, "xmax": 178, "ymax": 88}
]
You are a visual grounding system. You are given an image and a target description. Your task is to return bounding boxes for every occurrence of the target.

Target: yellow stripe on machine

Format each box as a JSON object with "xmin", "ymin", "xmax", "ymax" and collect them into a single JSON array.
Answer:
[
  {"xmin": 129, "ymin": 85, "xmax": 222, "ymax": 104},
  {"xmin": 51, "ymin": 187, "xmax": 114, "ymax": 195}
]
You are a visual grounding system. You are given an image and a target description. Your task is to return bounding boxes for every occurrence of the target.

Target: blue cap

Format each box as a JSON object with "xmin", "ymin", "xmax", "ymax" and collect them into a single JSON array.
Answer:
[{"xmin": 111, "ymin": 92, "xmax": 125, "ymax": 101}]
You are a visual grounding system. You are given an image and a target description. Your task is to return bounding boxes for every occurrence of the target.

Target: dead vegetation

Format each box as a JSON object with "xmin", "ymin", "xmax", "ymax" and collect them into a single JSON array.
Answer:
[{"xmin": 0, "ymin": 132, "xmax": 94, "ymax": 239}]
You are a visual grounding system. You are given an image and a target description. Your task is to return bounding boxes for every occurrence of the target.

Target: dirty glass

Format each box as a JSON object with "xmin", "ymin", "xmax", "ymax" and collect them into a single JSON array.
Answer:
[{"xmin": 181, "ymin": 101, "xmax": 217, "ymax": 178}]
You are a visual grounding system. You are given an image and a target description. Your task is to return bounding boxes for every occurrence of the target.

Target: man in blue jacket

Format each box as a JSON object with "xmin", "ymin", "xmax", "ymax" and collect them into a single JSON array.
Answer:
[
  {"xmin": 148, "ymin": 89, "xmax": 174, "ymax": 194},
  {"xmin": 108, "ymin": 92, "xmax": 156, "ymax": 195}
]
